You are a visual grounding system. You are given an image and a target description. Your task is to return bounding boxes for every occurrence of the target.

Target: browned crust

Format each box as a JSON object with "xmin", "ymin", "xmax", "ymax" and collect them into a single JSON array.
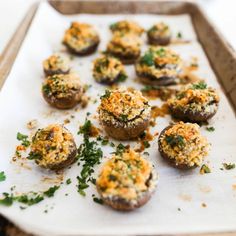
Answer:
[
  {"xmin": 136, "ymin": 70, "xmax": 177, "ymax": 86},
  {"xmin": 147, "ymin": 34, "xmax": 171, "ymax": 46},
  {"xmin": 101, "ymin": 118, "xmax": 149, "ymax": 140},
  {"xmin": 96, "ymin": 172, "xmax": 155, "ymax": 211},
  {"xmin": 42, "ymin": 89, "xmax": 84, "ymax": 109},
  {"xmin": 158, "ymin": 125, "xmax": 197, "ymax": 170},
  {"xmin": 63, "ymin": 40, "xmax": 99, "ymax": 56},
  {"xmin": 43, "ymin": 68, "xmax": 70, "ymax": 77},
  {"xmin": 168, "ymin": 103, "xmax": 219, "ymax": 123}
]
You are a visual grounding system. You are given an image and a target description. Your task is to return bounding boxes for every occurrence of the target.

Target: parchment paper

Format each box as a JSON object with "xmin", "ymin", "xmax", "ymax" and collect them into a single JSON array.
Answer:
[{"xmin": 0, "ymin": 2, "xmax": 236, "ymax": 236}]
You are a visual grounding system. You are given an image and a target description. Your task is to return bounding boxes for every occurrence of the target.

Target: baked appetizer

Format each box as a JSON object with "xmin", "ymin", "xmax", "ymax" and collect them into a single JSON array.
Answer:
[
  {"xmin": 93, "ymin": 55, "xmax": 127, "ymax": 85},
  {"xmin": 147, "ymin": 22, "xmax": 171, "ymax": 45},
  {"xmin": 63, "ymin": 22, "xmax": 100, "ymax": 55},
  {"xmin": 98, "ymin": 88, "xmax": 151, "ymax": 140},
  {"xmin": 43, "ymin": 53, "xmax": 70, "ymax": 76},
  {"xmin": 96, "ymin": 149, "xmax": 157, "ymax": 211},
  {"xmin": 110, "ymin": 20, "xmax": 144, "ymax": 36},
  {"xmin": 135, "ymin": 47, "xmax": 182, "ymax": 85},
  {"xmin": 158, "ymin": 122, "xmax": 209, "ymax": 169},
  {"xmin": 28, "ymin": 124, "xmax": 77, "ymax": 170},
  {"xmin": 167, "ymin": 82, "xmax": 219, "ymax": 122},
  {"xmin": 42, "ymin": 73, "xmax": 84, "ymax": 109},
  {"xmin": 107, "ymin": 33, "xmax": 141, "ymax": 64}
]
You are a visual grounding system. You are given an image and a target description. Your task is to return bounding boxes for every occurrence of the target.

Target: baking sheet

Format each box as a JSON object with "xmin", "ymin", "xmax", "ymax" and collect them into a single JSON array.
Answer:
[{"xmin": 0, "ymin": 2, "xmax": 236, "ymax": 235}]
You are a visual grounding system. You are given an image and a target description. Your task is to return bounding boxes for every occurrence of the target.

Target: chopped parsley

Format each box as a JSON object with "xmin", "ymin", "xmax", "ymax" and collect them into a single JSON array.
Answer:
[
  {"xmin": 27, "ymin": 152, "xmax": 41, "ymax": 160},
  {"xmin": 17, "ymin": 132, "xmax": 30, "ymax": 147},
  {"xmin": 43, "ymin": 185, "xmax": 60, "ymax": 197},
  {"xmin": 78, "ymin": 119, "xmax": 92, "ymax": 136},
  {"xmin": 177, "ymin": 31, "xmax": 182, "ymax": 39},
  {"xmin": 192, "ymin": 81, "xmax": 207, "ymax": 90},
  {"xmin": 165, "ymin": 135, "xmax": 185, "ymax": 148},
  {"xmin": 77, "ymin": 120, "xmax": 103, "ymax": 196},
  {"xmin": 100, "ymin": 90, "xmax": 111, "ymax": 99},
  {"xmin": 0, "ymin": 171, "xmax": 6, "ymax": 182},
  {"xmin": 66, "ymin": 178, "xmax": 72, "ymax": 185},
  {"xmin": 117, "ymin": 73, "xmax": 127, "ymax": 83},
  {"xmin": 110, "ymin": 23, "xmax": 118, "ymax": 31},
  {"xmin": 92, "ymin": 194, "xmax": 103, "ymax": 205},
  {"xmin": 200, "ymin": 164, "xmax": 211, "ymax": 174},
  {"xmin": 42, "ymin": 84, "xmax": 51, "ymax": 95},
  {"xmin": 113, "ymin": 143, "xmax": 126, "ymax": 156},
  {"xmin": 143, "ymin": 140, "xmax": 150, "ymax": 148},
  {"xmin": 140, "ymin": 51, "xmax": 154, "ymax": 66},
  {"xmin": 222, "ymin": 163, "xmax": 235, "ymax": 170},
  {"xmin": 141, "ymin": 85, "xmax": 161, "ymax": 92},
  {"xmin": 0, "ymin": 185, "xmax": 60, "ymax": 207},
  {"xmin": 206, "ymin": 126, "xmax": 215, "ymax": 132}
]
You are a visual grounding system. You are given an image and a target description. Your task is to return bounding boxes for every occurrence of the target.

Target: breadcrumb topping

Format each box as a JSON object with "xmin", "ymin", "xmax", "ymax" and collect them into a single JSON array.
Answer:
[
  {"xmin": 148, "ymin": 22, "xmax": 171, "ymax": 38},
  {"xmin": 63, "ymin": 22, "xmax": 99, "ymax": 51},
  {"xmin": 107, "ymin": 33, "xmax": 141, "ymax": 57},
  {"xmin": 42, "ymin": 73, "xmax": 84, "ymax": 100},
  {"xmin": 98, "ymin": 88, "xmax": 150, "ymax": 126},
  {"xmin": 159, "ymin": 122, "xmax": 209, "ymax": 167},
  {"xmin": 110, "ymin": 20, "xmax": 144, "ymax": 36},
  {"xmin": 97, "ymin": 149, "xmax": 157, "ymax": 201},
  {"xmin": 93, "ymin": 55, "xmax": 126, "ymax": 83},
  {"xmin": 136, "ymin": 47, "xmax": 182, "ymax": 79},
  {"xmin": 167, "ymin": 82, "xmax": 219, "ymax": 113},
  {"xmin": 43, "ymin": 54, "xmax": 70, "ymax": 72},
  {"xmin": 30, "ymin": 124, "xmax": 75, "ymax": 168}
]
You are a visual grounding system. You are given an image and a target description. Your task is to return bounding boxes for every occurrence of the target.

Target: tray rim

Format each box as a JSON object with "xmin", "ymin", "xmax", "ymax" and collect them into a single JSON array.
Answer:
[{"xmin": 0, "ymin": 1, "xmax": 236, "ymax": 235}]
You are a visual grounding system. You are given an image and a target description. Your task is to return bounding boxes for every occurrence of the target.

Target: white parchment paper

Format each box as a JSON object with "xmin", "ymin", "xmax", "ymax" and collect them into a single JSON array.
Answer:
[{"xmin": 0, "ymin": 2, "xmax": 236, "ymax": 235}]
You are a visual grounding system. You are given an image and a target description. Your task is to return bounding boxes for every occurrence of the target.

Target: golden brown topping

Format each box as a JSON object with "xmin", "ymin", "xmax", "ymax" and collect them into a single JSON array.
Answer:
[
  {"xmin": 148, "ymin": 22, "xmax": 171, "ymax": 37},
  {"xmin": 93, "ymin": 55, "xmax": 126, "ymax": 83},
  {"xmin": 136, "ymin": 47, "xmax": 182, "ymax": 79},
  {"xmin": 43, "ymin": 54, "xmax": 70, "ymax": 72},
  {"xmin": 98, "ymin": 88, "xmax": 150, "ymax": 121},
  {"xmin": 107, "ymin": 33, "xmax": 141, "ymax": 57},
  {"xmin": 42, "ymin": 73, "xmax": 83, "ymax": 99},
  {"xmin": 63, "ymin": 22, "xmax": 99, "ymax": 51},
  {"xmin": 159, "ymin": 122, "xmax": 209, "ymax": 167},
  {"xmin": 30, "ymin": 124, "xmax": 75, "ymax": 168},
  {"xmin": 97, "ymin": 149, "xmax": 156, "ymax": 200},
  {"xmin": 167, "ymin": 82, "xmax": 220, "ymax": 112},
  {"xmin": 110, "ymin": 20, "xmax": 144, "ymax": 35}
]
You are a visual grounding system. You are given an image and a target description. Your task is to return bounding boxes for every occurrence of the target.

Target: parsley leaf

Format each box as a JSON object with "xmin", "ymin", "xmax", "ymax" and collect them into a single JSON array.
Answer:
[
  {"xmin": 0, "ymin": 171, "xmax": 6, "ymax": 182},
  {"xmin": 17, "ymin": 132, "xmax": 30, "ymax": 147},
  {"xmin": 44, "ymin": 185, "xmax": 60, "ymax": 197},
  {"xmin": 222, "ymin": 163, "xmax": 235, "ymax": 170},
  {"xmin": 206, "ymin": 126, "xmax": 215, "ymax": 132},
  {"xmin": 200, "ymin": 164, "xmax": 211, "ymax": 174},
  {"xmin": 192, "ymin": 81, "xmax": 207, "ymax": 90}
]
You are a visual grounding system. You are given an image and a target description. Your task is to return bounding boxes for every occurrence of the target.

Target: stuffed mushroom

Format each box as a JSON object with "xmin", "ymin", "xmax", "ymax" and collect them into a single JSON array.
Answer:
[
  {"xmin": 96, "ymin": 149, "xmax": 157, "ymax": 211},
  {"xmin": 98, "ymin": 88, "xmax": 151, "ymax": 140},
  {"xmin": 63, "ymin": 22, "xmax": 100, "ymax": 55},
  {"xmin": 93, "ymin": 55, "xmax": 127, "ymax": 85},
  {"xmin": 167, "ymin": 82, "xmax": 219, "ymax": 122},
  {"xmin": 42, "ymin": 73, "xmax": 84, "ymax": 109},
  {"xmin": 107, "ymin": 33, "xmax": 142, "ymax": 64},
  {"xmin": 43, "ymin": 53, "xmax": 70, "ymax": 76},
  {"xmin": 28, "ymin": 124, "xmax": 77, "ymax": 170},
  {"xmin": 147, "ymin": 22, "xmax": 171, "ymax": 46},
  {"xmin": 135, "ymin": 47, "xmax": 182, "ymax": 85},
  {"xmin": 110, "ymin": 20, "xmax": 144, "ymax": 36},
  {"xmin": 158, "ymin": 122, "xmax": 209, "ymax": 169}
]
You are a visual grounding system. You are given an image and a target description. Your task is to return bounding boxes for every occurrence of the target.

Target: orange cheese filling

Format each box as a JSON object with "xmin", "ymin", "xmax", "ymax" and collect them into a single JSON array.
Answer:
[{"xmin": 97, "ymin": 149, "xmax": 154, "ymax": 200}]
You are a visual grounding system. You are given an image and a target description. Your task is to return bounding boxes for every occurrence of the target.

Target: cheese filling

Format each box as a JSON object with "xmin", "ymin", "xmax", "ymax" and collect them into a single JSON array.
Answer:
[
  {"xmin": 136, "ymin": 47, "xmax": 182, "ymax": 79},
  {"xmin": 97, "ymin": 149, "xmax": 156, "ymax": 201},
  {"xmin": 159, "ymin": 122, "xmax": 209, "ymax": 167},
  {"xmin": 43, "ymin": 54, "xmax": 70, "ymax": 72},
  {"xmin": 30, "ymin": 124, "xmax": 75, "ymax": 168},
  {"xmin": 63, "ymin": 22, "xmax": 99, "ymax": 51},
  {"xmin": 42, "ymin": 74, "xmax": 83, "ymax": 99},
  {"xmin": 148, "ymin": 22, "xmax": 171, "ymax": 38},
  {"xmin": 93, "ymin": 55, "xmax": 126, "ymax": 82},
  {"xmin": 98, "ymin": 88, "xmax": 150, "ymax": 126},
  {"xmin": 107, "ymin": 33, "xmax": 141, "ymax": 57},
  {"xmin": 110, "ymin": 20, "xmax": 144, "ymax": 36},
  {"xmin": 167, "ymin": 82, "xmax": 220, "ymax": 113}
]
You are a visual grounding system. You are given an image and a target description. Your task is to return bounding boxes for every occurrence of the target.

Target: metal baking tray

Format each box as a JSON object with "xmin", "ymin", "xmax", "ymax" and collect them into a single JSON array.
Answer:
[{"xmin": 0, "ymin": 1, "xmax": 235, "ymax": 235}]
